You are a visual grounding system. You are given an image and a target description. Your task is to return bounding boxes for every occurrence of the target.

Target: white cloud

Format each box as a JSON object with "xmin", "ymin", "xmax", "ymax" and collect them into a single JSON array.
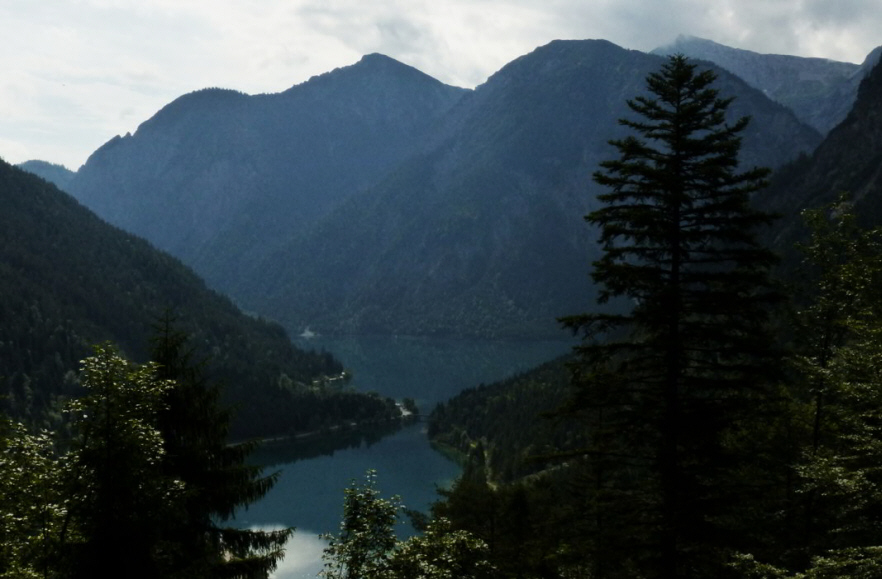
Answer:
[{"xmin": 1, "ymin": 0, "xmax": 880, "ymax": 168}]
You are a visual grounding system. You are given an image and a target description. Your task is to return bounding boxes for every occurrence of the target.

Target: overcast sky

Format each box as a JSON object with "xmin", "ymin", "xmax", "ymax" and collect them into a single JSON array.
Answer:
[{"xmin": 2, "ymin": 0, "xmax": 880, "ymax": 170}]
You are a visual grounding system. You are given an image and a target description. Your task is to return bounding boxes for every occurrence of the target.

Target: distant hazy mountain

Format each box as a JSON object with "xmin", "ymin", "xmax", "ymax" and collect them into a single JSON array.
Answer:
[
  {"xmin": 756, "ymin": 57, "xmax": 882, "ymax": 252},
  {"xmin": 653, "ymin": 35, "xmax": 881, "ymax": 135},
  {"xmin": 0, "ymin": 158, "xmax": 396, "ymax": 438},
  {"xmin": 245, "ymin": 40, "xmax": 821, "ymax": 338},
  {"xmin": 68, "ymin": 54, "xmax": 467, "ymax": 292},
  {"xmin": 17, "ymin": 160, "xmax": 76, "ymax": 190},
  {"xmin": 67, "ymin": 39, "xmax": 821, "ymax": 339}
]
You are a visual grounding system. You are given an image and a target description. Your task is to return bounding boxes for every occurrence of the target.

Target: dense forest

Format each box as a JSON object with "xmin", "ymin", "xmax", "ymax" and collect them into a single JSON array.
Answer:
[
  {"xmin": 429, "ymin": 355, "xmax": 579, "ymax": 482},
  {"xmin": 0, "ymin": 159, "xmax": 401, "ymax": 440}
]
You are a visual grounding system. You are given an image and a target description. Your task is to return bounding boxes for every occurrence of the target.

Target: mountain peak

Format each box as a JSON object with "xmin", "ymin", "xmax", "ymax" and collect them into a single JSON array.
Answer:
[
  {"xmin": 358, "ymin": 52, "xmax": 403, "ymax": 66},
  {"xmin": 290, "ymin": 52, "xmax": 463, "ymax": 95},
  {"xmin": 659, "ymin": 35, "xmax": 723, "ymax": 51},
  {"xmin": 479, "ymin": 38, "xmax": 633, "ymax": 90},
  {"xmin": 350, "ymin": 52, "xmax": 441, "ymax": 83}
]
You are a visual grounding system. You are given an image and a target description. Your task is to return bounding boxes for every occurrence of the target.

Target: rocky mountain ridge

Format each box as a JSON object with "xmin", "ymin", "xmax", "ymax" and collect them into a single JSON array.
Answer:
[{"xmin": 653, "ymin": 35, "xmax": 881, "ymax": 135}]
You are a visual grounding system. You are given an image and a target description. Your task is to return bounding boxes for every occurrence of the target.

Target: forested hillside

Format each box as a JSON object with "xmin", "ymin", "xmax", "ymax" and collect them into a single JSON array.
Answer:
[
  {"xmin": 0, "ymin": 159, "xmax": 398, "ymax": 439},
  {"xmin": 429, "ymin": 54, "xmax": 882, "ymax": 473},
  {"xmin": 17, "ymin": 160, "xmax": 76, "ymax": 189},
  {"xmin": 6, "ymin": 35, "xmax": 882, "ymax": 579},
  {"xmin": 429, "ymin": 356, "xmax": 580, "ymax": 482}
]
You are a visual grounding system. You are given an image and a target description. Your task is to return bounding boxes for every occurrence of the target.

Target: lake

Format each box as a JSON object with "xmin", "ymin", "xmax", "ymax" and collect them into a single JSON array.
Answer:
[{"xmin": 234, "ymin": 335, "xmax": 574, "ymax": 579}]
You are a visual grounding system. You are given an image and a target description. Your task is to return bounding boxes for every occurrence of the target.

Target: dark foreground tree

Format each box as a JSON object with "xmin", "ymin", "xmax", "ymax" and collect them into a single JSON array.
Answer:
[
  {"xmin": 52, "ymin": 328, "xmax": 289, "ymax": 578},
  {"xmin": 734, "ymin": 199, "xmax": 882, "ymax": 578},
  {"xmin": 1, "ymin": 333, "xmax": 291, "ymax": 578},
  {"xmin": 61, "ymin": 344, "xmax": 181, "ymax": 578},
  {"xmin": 560, "ymin": 54, "xmax": 782, "ymax": 578},
  {"xmin": 149, "ymin": 314, "xmax": 291, "ymax": 578}
]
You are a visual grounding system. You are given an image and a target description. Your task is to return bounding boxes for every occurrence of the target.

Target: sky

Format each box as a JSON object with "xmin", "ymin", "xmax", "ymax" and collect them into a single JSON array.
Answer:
[{"xmin": 1, "ymin": 0, "xmax": 880, "ymax": 171}]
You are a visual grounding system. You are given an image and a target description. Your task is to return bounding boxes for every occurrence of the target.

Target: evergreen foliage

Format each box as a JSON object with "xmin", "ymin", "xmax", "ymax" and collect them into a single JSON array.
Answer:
[
  {"xmin": 736, "ymin": 199, "xmax": 882, "ymax": 577},
  {"xmin": 558, "ymin": 54, "xmax": 782, "ymax": 578},
  {"xmin": 5, "ymin": 42, "xmax": 882, "ymax": 579},
  {"xmin": 422, "ymin": 53, "xmax": 882, "ymax": 579},
  {"xmin": 429, "ymin": 355, "xmax": 585, "ymax": 482},
  {"xmin": 60, "ymin": 344, "xmax": 181, "ymax": 578},
  {"xmin": 0, "ymin": 418, "xmax": 65, "ymax": 578},
  {"xmin": 425, "ymin": 197, "xmax": 882, "ymax": 579},
  {"xmin": 149, "ymin": 314, "xmax": 292, "ymax": 578},
  {"xmin": 386, "ymin": 517, "xmax": 495, "ymax": 579},
  {"xmin": 321, "ymin": 470, "xmax": 401, "ymax": 579}
]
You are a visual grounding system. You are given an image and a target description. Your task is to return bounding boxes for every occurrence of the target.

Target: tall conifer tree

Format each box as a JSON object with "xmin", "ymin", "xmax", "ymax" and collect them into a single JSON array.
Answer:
[
  {"xmin": 150, "ymin": 313, "xmax": 291, "ymax": 578},
  {"xmin": 561, "ymin": 55, "xmax": 782, "ymax": 578}
]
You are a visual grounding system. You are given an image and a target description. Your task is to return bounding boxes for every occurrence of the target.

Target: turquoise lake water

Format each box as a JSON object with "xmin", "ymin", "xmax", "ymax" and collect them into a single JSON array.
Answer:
[{"xmin": 235, "ymin": 335, "xmax": 574, "ymax": 578}]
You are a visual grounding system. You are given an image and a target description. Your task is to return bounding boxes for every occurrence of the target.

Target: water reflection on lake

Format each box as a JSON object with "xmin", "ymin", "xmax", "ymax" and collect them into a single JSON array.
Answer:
[{"xmin": 235, "ymin": 335, "xmax": 575, "ymax": 578}]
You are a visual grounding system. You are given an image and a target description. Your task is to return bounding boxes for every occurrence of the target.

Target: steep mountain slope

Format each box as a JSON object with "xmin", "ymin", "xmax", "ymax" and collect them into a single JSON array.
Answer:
[
  {"xmin": 67, "ymin": 54, "xmax": 467, "ymax": 293},
  {"xmin": 0, "ymin": 159, "xmax": 397, "ymax": 438},
  {"xmin": 653, "ymin": 36, "xmax": 881, "ymax": 135},
  {"xmin": 756, "ymin": 58, "xmax": 882, "ymax": 252},
  {"xmin": 246, "ymin": 40, "xmax": 821, "ymax": 338}
]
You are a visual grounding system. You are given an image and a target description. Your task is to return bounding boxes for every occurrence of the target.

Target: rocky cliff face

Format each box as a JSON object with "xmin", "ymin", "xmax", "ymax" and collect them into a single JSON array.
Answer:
[{"xmin": 653, "ymin": 35, "xmax": 880, "ymax": 135}]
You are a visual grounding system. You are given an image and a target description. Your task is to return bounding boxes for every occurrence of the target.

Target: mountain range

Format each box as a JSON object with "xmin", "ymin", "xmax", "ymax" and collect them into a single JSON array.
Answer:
[
  {"xmin": 54, "ymin": 38, "xmax": 831, "ymax": 339},
  {"xmin": 422, "ymin": 55, "xmax": 882, "ymax": 573},
  {"xmin": 432, "ymin": 40, "xmax": 882, "ymax": 473},
  {"xmin": 23, "ymin": 37, "xmax": 882, "ymax": 339}
]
